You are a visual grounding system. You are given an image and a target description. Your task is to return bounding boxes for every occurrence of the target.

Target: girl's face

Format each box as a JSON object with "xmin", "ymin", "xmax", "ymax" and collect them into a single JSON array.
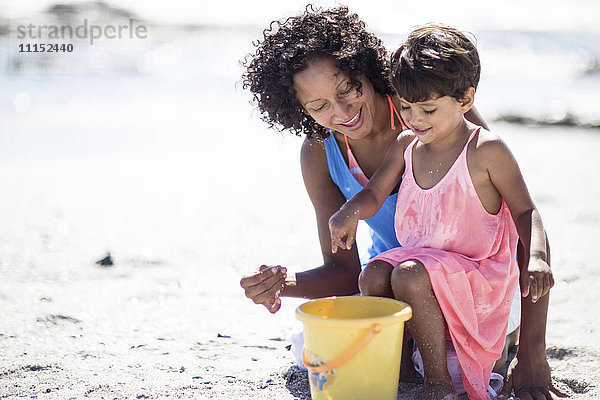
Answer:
[
  {"xmin": 293, "ymin": 57, "xmax": 381, "ymax": 140},
  {"xmin": 398, "ymin": 92, "xmax": 473, "ymax": 144}
]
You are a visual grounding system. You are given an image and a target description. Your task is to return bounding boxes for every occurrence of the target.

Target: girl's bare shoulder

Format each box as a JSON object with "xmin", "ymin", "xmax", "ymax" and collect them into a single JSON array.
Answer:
[
  {"xmin": 394, "ymin": 129, "xmax": 416, "ymax": 151},
  {"xmin": 469, "ymin": 128, "xmax": 515, "ymax": 167}
]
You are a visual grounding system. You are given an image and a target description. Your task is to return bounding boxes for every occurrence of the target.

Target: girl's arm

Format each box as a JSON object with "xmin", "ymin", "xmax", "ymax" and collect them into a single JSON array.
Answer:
[
  {"xmin": 478, "ymin": 135, "xmax": 561, "ymax": 399},
  {"xmin": 484, "ymin": 137, "xmax": 554, "ymax": 301},
  {"xmin": 329, "ymin": 133, "xmax": 411, "ymax": 253}
]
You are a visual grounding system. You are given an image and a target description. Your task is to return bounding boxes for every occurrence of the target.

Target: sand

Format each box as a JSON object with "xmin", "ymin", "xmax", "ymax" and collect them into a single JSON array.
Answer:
[{"xmin": 1, "ymin": 120, "xmax": 599, "ymax": 399}]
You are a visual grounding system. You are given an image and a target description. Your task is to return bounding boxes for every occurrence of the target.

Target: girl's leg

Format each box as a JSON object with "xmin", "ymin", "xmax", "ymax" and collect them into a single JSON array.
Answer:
[
  {"xmin": 360, "ymin": 260, "xmax": 415, "ymax": 382},
  {"xmin": 391, "ymin": 260, "xmax": 457, "ymax": 400},
  {"xmin": 358, "ymin": 260, "xmax": 394, "ymax": 297},
  {"xmin": 494, "ymin": 327, "xmax": 519, "ymax": 373}
]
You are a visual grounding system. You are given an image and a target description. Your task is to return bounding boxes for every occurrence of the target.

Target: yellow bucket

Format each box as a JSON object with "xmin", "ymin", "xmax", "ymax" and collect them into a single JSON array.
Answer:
[{"xmin": 296, "ymin": 296, "xmax": 412, "ymax": 400}]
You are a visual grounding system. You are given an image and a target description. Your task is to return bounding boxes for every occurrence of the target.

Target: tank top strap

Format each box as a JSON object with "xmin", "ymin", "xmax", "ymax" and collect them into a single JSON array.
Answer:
[
  {"xmin": 343, "ymin": 133, "xmax": 351, "ymax": 149},
  {"xmin": 403, "ymin": 136, "xmax": 420, "ymax": 174},
  {"xmin": 458, "ymin": 126, "xmax": 482, "ymax": 162},
  {"xmin": 341, "ymin": 95, "xmax": 407, "ymax": 186},
  {"xmin": 387, "ymin": 94, "xmax": 407, "ymax": 131},
  {"xmin": 404, "ymin": 127, "xmax": 482, "ymax": 181},
  {"xmin": 344, "ymin": 134, "xmax": 370, "ymax": 186}
]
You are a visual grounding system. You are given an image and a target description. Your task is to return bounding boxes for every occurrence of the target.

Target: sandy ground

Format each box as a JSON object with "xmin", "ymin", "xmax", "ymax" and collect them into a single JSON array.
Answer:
[{"xmin": 1, "ymin": 121, "xmax": 599, "ymax": 399}]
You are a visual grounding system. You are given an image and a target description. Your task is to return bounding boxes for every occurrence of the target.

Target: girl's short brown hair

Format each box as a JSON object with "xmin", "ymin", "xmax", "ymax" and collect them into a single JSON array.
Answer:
[{"xmin": 390, "ymin": 24, "xmax": 481, "ymax": 103}]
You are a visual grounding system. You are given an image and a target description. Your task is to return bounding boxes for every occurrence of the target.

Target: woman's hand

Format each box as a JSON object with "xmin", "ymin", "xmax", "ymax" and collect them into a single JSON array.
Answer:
[
  {"xmin": 328, "ymin": 206, "xmax": 360, "ymax": 254},
  {"xmin": 522, "ymin": 257, "xmax": 554, "ymax": 303},
  {"xmin": 240, "ymin": 265, "xmax": 287, "ymax": 313},
  {"xmin": 498, "ymin": 352, "xmax": 568, "ymax": 399}
]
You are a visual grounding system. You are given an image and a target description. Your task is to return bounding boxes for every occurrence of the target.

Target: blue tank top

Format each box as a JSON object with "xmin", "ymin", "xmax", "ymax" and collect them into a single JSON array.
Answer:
[{"xmin": 322, "ymin": 134, "xmax": 400, "ymax": 260}]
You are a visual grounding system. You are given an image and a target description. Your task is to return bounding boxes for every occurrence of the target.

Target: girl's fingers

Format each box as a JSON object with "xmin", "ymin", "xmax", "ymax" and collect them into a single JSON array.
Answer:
[
  {"xmin": 497, "ymin": 366, "xmax": 513, "ymax": 400},
  {"xmin": 345, "ymin": 235, "xmax": 355, "ymax": 250},
  {"xmin": 332, "ymin": 232, "xmax": 355, "ymax": 253},
  {"xmin": 331, "ymin": 236, "xmax": 343, "ymax": 254}
]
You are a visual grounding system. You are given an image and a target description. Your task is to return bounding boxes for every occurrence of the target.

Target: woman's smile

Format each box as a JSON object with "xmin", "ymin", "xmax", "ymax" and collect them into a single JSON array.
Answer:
[
  {"xmin": 339, "ymin": 107, "xmax": 363, "ymax": 130},
  {"xmin": 293, "ymin": 57, "xmax": 385, "ymax": 140}
]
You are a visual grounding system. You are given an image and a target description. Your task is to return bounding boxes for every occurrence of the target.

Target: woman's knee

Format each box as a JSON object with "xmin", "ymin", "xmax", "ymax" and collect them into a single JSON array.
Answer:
[
  {"xmin": 390, "ymin": 259, "xmax": 431, "ymax": 300},
  {"xmin": 359, "ymin": 260, "xmax": 394, "ymax": 296}
]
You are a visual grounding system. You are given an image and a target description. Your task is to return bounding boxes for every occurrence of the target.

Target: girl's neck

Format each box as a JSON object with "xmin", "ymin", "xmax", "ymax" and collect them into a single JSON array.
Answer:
[{"xmin": 421, "ymin": 119, "xmax": 474, "ymax": 153}]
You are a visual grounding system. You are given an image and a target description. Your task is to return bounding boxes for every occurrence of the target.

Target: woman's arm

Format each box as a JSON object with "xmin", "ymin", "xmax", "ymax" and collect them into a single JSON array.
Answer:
[
  {"xmin": 240, "ymin": 135, "xmax": 364, "ymax": 310},
  {"xmin": 465, "ymin": 105, "xmax": 490, "ymax": 130},
  {"xmin": 498, "ymin": 238, "xmax": 567, "ymax": 400},
  {"xmin": 283, "ymin": 136, "xmax": 365, "ymax": 299}
]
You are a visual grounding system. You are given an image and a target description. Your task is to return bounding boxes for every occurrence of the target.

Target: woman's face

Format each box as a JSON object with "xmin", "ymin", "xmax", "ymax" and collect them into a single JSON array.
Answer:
[{"xmin": 293, "ymin": 57, "xmax": 380, "ymax": 140}]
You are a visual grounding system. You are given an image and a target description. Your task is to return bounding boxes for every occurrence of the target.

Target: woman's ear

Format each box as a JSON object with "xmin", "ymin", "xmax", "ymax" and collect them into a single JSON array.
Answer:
[{"xmin": 460, "ymin": 87, "xmax": 475, "ymax": 113}]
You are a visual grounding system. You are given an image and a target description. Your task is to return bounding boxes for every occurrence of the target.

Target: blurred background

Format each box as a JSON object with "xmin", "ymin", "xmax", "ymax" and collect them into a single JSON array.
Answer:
[{"xmin": 2, "ymin": 0, "xmax": 599, "ymax": 269}]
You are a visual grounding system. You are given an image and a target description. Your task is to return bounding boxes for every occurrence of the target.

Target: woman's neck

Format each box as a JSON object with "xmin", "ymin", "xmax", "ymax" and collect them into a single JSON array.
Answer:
[{"xmin": 366, "ymin": 93, "xmax": 395, "ymax": 141}]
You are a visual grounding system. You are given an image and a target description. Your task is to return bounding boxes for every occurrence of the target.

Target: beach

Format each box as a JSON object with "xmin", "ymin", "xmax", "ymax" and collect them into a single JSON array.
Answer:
[
  {"xmin": 1, "ymin": 116, "xmax": 599, "ymax": 399},
  {"xmin": 1, "ymin": 1, "xmax": 600, "ymax": 399}
]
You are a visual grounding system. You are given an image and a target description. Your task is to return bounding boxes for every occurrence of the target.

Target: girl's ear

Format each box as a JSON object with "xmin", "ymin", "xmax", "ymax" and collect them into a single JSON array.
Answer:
[{"xmin": 460, "ymin": 87, "xmax": 475, "ymax": 114}]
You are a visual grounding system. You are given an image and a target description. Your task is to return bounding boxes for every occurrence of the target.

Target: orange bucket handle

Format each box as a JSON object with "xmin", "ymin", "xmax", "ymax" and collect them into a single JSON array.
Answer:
[{"xmin": 302, "ymin": 323, "xmax": 382, "ymax": 373}]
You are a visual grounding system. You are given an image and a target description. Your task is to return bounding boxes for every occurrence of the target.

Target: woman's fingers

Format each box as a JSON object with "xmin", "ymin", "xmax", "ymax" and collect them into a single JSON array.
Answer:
[
  {"xmin": 265, "ymin": 297, "xmax": 282, "ymax": 314},
  {"xmin": 528, "ymin": 391, "xmax": 546, "ymax": 400},
  {"xmin": 249, "ymin": 276, "xmax": 286, "ymax": 305},
  {"xmin": 241, "ymin": 266, "xmax": 286, "ymax": 300},
  {"xmin": 240, "ymin": 265, "xmax": 271, "ymax": 287}
]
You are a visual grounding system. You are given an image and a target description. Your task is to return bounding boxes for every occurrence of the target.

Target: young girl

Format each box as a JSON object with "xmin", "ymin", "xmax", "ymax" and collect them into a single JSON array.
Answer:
[{"xmin": 329, "ymin": 25, "xmax": 555, "ymax": 400}]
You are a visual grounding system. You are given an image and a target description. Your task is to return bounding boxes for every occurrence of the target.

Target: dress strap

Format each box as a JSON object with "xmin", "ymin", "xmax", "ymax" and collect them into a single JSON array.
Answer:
[{"xmin": 387, "ymin": 94, "xmax": 407, "ymax": 131}]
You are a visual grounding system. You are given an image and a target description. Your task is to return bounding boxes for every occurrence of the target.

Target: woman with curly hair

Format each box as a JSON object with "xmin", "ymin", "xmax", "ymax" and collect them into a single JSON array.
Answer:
[{"xmin": 240, "ymin": 6, "xmax": 559, "ymax": 400}]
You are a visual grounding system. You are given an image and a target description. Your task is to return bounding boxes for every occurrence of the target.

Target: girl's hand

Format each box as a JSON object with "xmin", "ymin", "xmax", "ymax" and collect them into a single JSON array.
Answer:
[
  {"xmin": 328, "ymin": 207, "xmax": 359, "ymax": 253},
  {"xmin": 240, "ymin": 265, "xmax": 287, "ymax": 313},
  {"xmin": 521, "ymin": 257, "xmax": 554, "ymax": 303}
]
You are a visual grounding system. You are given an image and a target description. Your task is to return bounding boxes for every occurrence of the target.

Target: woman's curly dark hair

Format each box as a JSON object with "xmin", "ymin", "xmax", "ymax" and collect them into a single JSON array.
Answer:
[{"xmin": 242, "ymin": 5, "xmax": 394, "ymax": 137}]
